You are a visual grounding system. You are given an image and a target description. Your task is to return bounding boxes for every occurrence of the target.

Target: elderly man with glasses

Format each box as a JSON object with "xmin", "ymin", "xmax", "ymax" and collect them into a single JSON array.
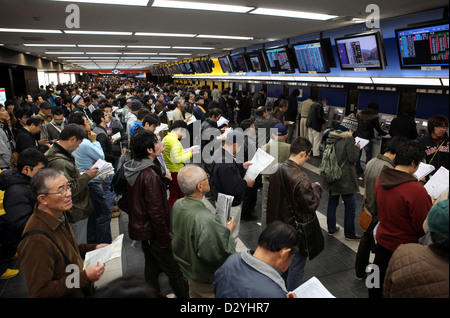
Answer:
[{"xmin": 18, "ymin": 168, "xmax": 108, "ymax": 298}]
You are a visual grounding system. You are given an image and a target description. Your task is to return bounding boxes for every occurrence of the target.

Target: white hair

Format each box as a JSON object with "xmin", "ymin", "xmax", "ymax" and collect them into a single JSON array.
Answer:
[{"xmin": 178, "ymin": 165, "xmax": 206, "ymax": 195}]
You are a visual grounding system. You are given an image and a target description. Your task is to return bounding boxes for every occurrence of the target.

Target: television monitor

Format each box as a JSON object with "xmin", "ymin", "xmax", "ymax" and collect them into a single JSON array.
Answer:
[
  {"xmin": 191, "ymin": 61, "xmax": 202, "ymax": 73},
  {"xmin": 264, "ymin": 45, "xmax": 296, "ymax": 73},
  {"xmin": 199, "ymin": 59, "xmax": 212, "ymax": 73},
  {"xmin": 245, "ymin": 50, "xmax": 268, "ymax": 72},
  {"xmin": 292, "ymin": 38, "xmax": 335, "ymax": 73},
  {"xmin": 184, "ymin": 62, "xmax": 194, "ymax": 74},
  {"xmin": 178, "ymin": 63, "xmax": 187, "ymax": 74},
  {"xmin": 229, "ymin": 53, "xmax": 249, "ymax": 72},
  {"xmin": 335, "ymin": 30, "xmax": 387, "ymax": 70},
  {"xmin": 218, "ymin": 56, "xmax": 234, "ymax": 73},
  {"xmin": 395, "ymin": 21, "xmax": 449, "ymax": 69}
]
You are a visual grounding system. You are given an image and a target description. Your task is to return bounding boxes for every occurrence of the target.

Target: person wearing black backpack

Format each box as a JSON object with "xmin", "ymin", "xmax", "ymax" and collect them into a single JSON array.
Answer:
[{"xmin": 321, "ymin": 113, "xmax": 361, "ymax": 241}]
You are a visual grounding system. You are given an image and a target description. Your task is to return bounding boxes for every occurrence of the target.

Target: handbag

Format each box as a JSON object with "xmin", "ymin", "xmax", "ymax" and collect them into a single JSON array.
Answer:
[
  {"xmin": 358, "ymin": 205, "xmax": 372, "ymax": 232},
  {"xmin": 278, "ymin": 165, "xmax": 324, "ymax": 260}
]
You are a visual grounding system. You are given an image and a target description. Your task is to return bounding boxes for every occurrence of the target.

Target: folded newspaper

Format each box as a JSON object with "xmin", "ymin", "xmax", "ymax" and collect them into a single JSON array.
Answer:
[
  {"xmin": 83, "ymin": 234, "xmax": 124, "ymax": 269},
  {"xmin": 216, "ymin": 193, "xmax": 234, "ymax": 226}
]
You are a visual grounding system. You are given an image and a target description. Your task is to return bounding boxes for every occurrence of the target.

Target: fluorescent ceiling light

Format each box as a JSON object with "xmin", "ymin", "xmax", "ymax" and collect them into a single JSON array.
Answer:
[
  {"xmin": 50, "ymin": 0, "xmax": 149, "ymax": 6},
  {"xmin": 127, "ymin": 46, "xmax": 171, "ymax": 49},
  {"xmin": 171, "ymin": 46, "xmax": 214, "ymax": 50},
  {"xmin": 196, "ymin": 35, "xmax": 253, "ymax": 40},
  {"xmin": 85, "ymin": 52, "xmax": 122, "ymax": 55},
  {"xmin": 152, "ymin": 0, "xmax": 254, "ymax": 13},
  {"xmin": 78, "ymin": 45, "xmax": 126, "ymax": 48},
  {"xmin": 64, "ymin": 30, "xmax": 133, "ymax": 35},
  {"xmin": 291, "ymin": 76, "xmax": 328, "ymax": 82},
  {"xmin": 58, "ymin": 56, "xmax": 90, "ymax": 59},
  {"xmin": 91, "ymin": 60, "xmax": 119, "ymax": 62},
  {"xmin": 158, "ymin": 53, "xmax": 192, "ymax": 55},
  {"xmin": 250, "ymin": 8, "xmax": 338, "ymax": 20},
  {"xmin": 121, "ymin": 57, "xmax": 149, "ymax": 59},
  {"xmin": 122, "ymin": 53, "xmax": 158, "ymax": 55},
  {"xmin": 46, "ymin": 52, "xmax": 85, "ymax": 54},
  {"xmin": 149, "ymin": 57, "xmax": 177, "ymax": 59},
  {"xmin": 371, "ymin": 77, "xmax": 442, "ymax": 86},
  {"xmin": 135, "ymin": 32, "xmax": 195, "ymax": 37},
  {"xmin": 326, "ymin": 76, "xmax": 373, "ymax": 84},
  {"xmin": 0, "ymin": 28, "xmax": 62, "ymax": 34},
  {"xmin": 24, "ymin": 44, "xmax": 76, "ymax": 47}
]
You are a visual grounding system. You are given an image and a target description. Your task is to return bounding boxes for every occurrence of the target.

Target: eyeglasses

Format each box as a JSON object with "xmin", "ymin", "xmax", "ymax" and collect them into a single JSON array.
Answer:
[
  {"xmin": 41, "ymin": 181, "xmax": 73, "ymax": 196},
  {"xmin": 199, "ymin": 173, "xmax": 210, "ymax": 184}
]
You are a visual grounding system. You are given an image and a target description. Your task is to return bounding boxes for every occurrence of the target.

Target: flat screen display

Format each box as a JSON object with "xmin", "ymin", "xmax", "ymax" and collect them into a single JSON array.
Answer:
[
  {"xmin": 178, "ymin": 63, "xmax": 187, "ymax": 74},
  {"xmin": 246, "ymin": 50, "xmax": 268, "ymax": 72},
  {"xmin": 199, "ymin": 60, "xmax": 212, "ymax": 73},
  {"xmin": 184, "ymin": 62, "xmax": 194, "ymax": 74},
  {"xmin": 218, "ymin": 56, "xmax": 233, "ymax": 73},
  {"xmin": 292, "ymin": 39, "xmax": 334, "ymax": 73},
  {"xmin": 229, "ymin": 54, "xmax": 248, "ymax": 72},
  {"xmin": 335, "ymin": 31, "xmax": 386, "ymax": 70},
  {"xmin": 395, "ymin": 22, "xmax": 449, "ymax": 68},
  {"xmin": 264, "ymin": 46, "xmax": 296, "ymax": 73},
  {"xmin": 191, "ymin": 61, "xmax": 202, "ymax": 73}
]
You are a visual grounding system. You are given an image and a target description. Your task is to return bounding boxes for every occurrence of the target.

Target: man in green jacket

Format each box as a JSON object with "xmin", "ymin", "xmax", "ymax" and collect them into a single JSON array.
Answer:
[
  {"xmin": 45, "ymin": 124, "xmax": 99, "ymax": 244},
  {"xmin": 171, "ymin": 165, "xmax": 236, "ymax": 298}
]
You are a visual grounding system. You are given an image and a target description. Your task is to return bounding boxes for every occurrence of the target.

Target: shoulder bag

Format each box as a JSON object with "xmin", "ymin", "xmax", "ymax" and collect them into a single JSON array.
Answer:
[{"xmin": 278, "ymin": 165, "xmax": 324, "ymax": 260}]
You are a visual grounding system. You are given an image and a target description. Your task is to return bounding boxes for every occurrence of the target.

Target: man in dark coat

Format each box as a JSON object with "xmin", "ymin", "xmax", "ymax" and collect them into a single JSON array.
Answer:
[{"xmin": 306, "ymin": 97, "xmax": 327, "ymax": 157}]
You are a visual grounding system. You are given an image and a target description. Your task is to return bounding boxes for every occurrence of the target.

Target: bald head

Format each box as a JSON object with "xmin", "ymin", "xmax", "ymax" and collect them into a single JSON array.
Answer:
[{"xmin": 178, "ymin": 165, "xmax": 208, "ymax": 196}]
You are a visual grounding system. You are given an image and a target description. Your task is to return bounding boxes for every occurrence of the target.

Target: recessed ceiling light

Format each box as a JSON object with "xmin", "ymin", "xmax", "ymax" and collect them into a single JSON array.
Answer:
[
  {"xmin": 196, "ymin": 35, "xmax": 253, "ymax": 40},
  {"xmin": 0, "ymin": 28, "xmax": 62, "ymax": 33},
  {"xmin": 249, "ymin": 8, "xmax": 338, "ymax": 20},
  {"xmin": 64, "ymin": 30, "xmax": 133, "ymax": 35},
  {"xmin": 135, "ymin": 32, "xmax": 195, "ymax": 37},
  {"xmin": 50, "ymin": 0, "xmax": 149, "ymax": 6}
]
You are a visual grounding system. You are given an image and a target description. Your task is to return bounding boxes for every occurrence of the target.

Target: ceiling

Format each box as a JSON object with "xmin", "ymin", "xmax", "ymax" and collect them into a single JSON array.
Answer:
[{"xmin": 0, "ymin": 0, "xmax": 448, "ymax": 71}]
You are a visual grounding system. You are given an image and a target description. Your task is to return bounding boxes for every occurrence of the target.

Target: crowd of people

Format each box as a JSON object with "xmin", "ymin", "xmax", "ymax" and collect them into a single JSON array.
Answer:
[{"xmin": 0, "ymin": 78, "xmax": 448, "ymax": 299}]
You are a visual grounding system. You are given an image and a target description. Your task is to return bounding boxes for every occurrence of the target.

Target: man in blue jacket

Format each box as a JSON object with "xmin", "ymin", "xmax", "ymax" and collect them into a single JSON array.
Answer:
[{"xmin": 214, "ymin": 221, "xmax": 299, "ymax": 298}]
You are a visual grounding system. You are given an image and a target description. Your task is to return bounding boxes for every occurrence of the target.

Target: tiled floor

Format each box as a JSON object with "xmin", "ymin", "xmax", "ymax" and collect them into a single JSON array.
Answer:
[{"xmin": 0, "ymin": 155, "xmax": 371, "ymax": 298}]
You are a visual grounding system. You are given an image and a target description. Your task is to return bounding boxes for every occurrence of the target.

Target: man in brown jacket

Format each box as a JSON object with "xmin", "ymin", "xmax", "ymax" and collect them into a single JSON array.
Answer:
[
  {"xmin": 267, "ymin": 136, "xmax": 323, "ymax": 291},
  {"xmin": 18, "ymin": 168, "xmax": 107, "ymax": 298},
  {"xmin": 123, "ymin": 130, "xmax": 188, "ymax": 298}
]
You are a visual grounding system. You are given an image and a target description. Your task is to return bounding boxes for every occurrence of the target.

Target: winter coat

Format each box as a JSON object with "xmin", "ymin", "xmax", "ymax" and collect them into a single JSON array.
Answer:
[
  {"xmin": 375, "ymin": 166, "xmax": 432, "ymax": 252},
  {"xmin": 267, "ymin": 159, "xmax": 323, "ymax": 225},
  {"xmin": 389, "ymin": 114, "xmax": 418, "ymax": 140},
  {"xmin": 214, "ymin": 249, "xmax": 287, "ymax": 298},
  {"xmin": 356, "ymin": 108, "xmax": 387, "ymax": 140},
  {"xmin": 322, "ymin": 129, "xmax": 360, "ymax": 195},
  {"xmin": 384, "ymin": 243, "xmax": 449, "ymax": 298},
  {"xmin": 171, "ymin": 196, "xmax": 236, "ymax": 284},
  {"xmin": 124, "ymin": 159, "xmax": 171, "ymax": 247},
  {"xmin": 45, "ymin": 143, "xmax": 93, "ymax": 223},
  {"xmin": 18, "ymin": 206, "xmax": 97, "ymax": 298},
  {"xmin": 211, "ymin": 147, "xmax": 247, "ymax": 207},
  {"xmin": 0, "ymin": 170, "xmax": 34, "ymax": 233},
  {"xmin": 306, "ymin": 102, "xmax": 326, "ymax": 132}
]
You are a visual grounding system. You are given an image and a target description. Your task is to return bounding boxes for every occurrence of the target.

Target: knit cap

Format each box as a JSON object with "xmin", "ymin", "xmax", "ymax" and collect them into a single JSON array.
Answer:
[
  {"xmin": 72, "ymin": 94, "xmax": 83, "ymax": 106},
  {"xmin": 341, "ymin": 113, "xmax": 358, "ymax": 131},
  {"xmin": 428, "ymin": 199, "xmax": 449, "ymax": 239}
]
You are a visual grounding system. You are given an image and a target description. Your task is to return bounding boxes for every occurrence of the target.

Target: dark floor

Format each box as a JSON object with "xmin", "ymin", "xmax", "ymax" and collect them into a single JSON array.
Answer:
[{"xmin": 0, "ymin": 155, "xmax": 370, "ymax": 298}]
